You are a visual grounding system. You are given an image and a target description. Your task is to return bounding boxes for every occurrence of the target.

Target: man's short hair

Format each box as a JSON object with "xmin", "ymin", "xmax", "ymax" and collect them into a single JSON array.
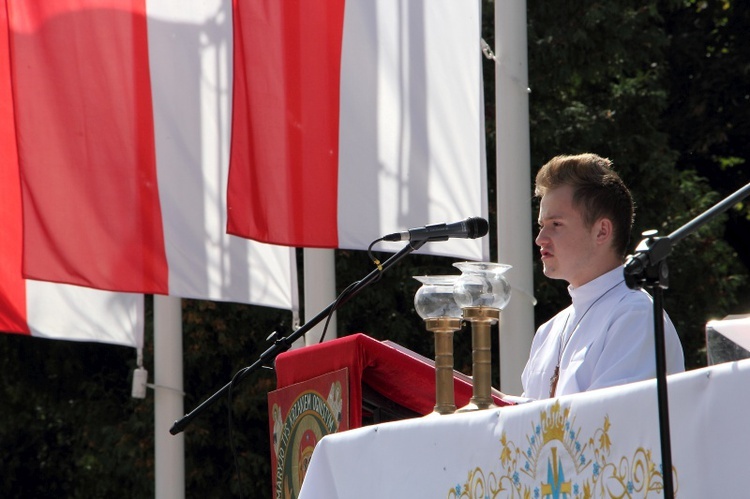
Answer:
[{"xmin": 535, "ymin": 153, "xmax": 634, "ymax": 258}]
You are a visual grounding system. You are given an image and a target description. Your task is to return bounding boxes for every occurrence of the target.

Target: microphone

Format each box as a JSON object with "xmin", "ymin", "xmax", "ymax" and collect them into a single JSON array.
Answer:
[{"xmin": 382, "ymin": 217, "xmax": 489, "ymax": 242}]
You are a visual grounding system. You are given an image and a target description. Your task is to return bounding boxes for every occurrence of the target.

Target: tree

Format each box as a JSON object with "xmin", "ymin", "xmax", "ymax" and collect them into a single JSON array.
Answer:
[
  {"xmin": 0, "ymin": 334, "xmax": 152, "ymax": 498},
  {"xmin": 662, "ymin": 0, "xmax": 750, "ymax": 270}
]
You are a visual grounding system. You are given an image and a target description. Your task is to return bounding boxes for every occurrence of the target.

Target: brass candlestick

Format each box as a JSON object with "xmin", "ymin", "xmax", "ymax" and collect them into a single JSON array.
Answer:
[
  {"xmin": 457, "ymin": 306, "xmax": 500, "ymax": 412},
  {"xmin": 452, "ymin": 261, "xmax": 512, "ymax": 413},
  {"xmin": 425, "ymin": 317, "xmax": 463, "ymax": 415},
  {"xmin": 413, "ymin": 275, "xmax": 463, "ymax": 416}
]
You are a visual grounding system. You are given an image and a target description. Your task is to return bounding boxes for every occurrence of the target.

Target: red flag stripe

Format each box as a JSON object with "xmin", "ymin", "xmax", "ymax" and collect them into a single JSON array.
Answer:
[
  {"xmin": 227, "ymin": 0, "xmax": 345, "ymax": 248},
  {"xmin": 0, "ymin": 1, "xmax": 29, "ymax": 334},
  {"xmin": 8, "ymin": 0, "xmax": 168, "ymax": 293}
]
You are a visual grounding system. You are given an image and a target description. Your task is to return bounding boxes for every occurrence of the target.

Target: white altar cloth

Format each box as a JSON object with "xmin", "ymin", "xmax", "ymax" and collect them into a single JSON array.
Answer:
[{"xmin": 299, "ymin": 359, "xmax": 750, "ymax": 498}]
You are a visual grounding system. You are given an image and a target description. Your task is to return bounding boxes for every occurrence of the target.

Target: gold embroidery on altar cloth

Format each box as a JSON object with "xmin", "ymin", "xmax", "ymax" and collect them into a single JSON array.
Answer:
[{"xmin": 447, "ymin": 401, "xmax": 677, "ymax": 498}]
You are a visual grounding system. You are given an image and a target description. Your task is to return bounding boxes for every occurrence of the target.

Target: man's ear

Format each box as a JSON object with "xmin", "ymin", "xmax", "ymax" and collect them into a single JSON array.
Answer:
[{"xmin": 595, "ymin": 218, "xmax": 613, "ymax": 245}]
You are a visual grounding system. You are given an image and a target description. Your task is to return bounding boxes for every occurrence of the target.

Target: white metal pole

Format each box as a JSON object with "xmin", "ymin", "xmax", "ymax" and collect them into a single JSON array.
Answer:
[
  {"xmin": 495, "ymin": 0, "xmax": 535, "ymax": 394},
  {"xmin": 300, "ymin": 248, "xmax": 338, "ymax": 347},
  {"xmin": 154, "ymin": 295, "xmax": 185, "ymax": 498}
]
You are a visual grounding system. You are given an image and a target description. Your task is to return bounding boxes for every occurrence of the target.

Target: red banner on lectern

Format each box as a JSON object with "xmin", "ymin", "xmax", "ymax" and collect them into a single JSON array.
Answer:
[{"xmin": 268, "ymin": 368, "xmax": 349, "ymax": 499}]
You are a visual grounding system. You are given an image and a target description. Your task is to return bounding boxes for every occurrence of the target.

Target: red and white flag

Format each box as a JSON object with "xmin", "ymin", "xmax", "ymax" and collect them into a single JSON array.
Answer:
[
  {"xmin": 6, "ymin": 0, "xmax": 297, "ymax": 311},
  {"xmin": 227, "ymin": 0, "xmax": 489, "ymax": 260},
  {"xmin": 1, "ymin": 4, "xmax": 142, "ymax": 347}
]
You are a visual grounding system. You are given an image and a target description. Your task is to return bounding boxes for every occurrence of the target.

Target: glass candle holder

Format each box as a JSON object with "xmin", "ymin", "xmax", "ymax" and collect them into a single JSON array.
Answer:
[
  {"xmin": 452, "ymin": 262, "xmax": 512, "ymax": 412},
  {"xmin": 414, "ymin": 275, "xmax": 463, "ymax": 415},
  {"xmin": 452, "ymin": 262, "xmax": 512, "ymax": 310}
]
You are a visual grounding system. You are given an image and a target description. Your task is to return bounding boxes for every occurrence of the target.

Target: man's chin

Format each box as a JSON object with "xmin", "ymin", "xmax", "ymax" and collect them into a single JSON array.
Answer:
[{"xmin": 542, "ymin": 266, "xmax": 563, "ymax": 281}]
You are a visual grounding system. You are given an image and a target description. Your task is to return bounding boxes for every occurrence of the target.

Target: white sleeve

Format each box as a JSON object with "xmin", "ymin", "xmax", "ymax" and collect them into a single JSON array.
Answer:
[{"xmin": 585, "ymin": 300, "xmax": 684, "ymax": 392}]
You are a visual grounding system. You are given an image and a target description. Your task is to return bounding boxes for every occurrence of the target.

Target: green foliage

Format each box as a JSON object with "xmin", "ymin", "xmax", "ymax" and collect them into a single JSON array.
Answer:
[
  {"xmin": 0, "ymin": 334, "xmax": 151, "ymax": 498},
  {"xmin": 662, "ymin": 0, "xmax": 750, "ymax": 275}
]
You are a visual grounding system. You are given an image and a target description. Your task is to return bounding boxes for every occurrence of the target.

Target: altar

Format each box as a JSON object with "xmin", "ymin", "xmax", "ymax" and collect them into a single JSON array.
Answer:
[{"xmin": 299, "ymin": 358, "xmax": 750, "ymax": 498}]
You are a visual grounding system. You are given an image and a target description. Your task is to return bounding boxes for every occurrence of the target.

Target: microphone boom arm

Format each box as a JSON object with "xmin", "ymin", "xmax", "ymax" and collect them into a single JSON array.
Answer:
[{"xmin": 169, "ymin": 239, "xmax": 427, "ymax": 435}]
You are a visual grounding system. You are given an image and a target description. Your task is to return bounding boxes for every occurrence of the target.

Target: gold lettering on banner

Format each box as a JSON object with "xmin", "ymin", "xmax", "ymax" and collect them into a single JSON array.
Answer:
[{"xmin": 275, "ymin": 388, "xmax": 339, "ymax": 499}]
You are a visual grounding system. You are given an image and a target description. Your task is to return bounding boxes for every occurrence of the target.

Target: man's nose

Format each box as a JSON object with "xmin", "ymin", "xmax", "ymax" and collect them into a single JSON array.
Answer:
[{"xmin": 535, "ymin": 228, "xmax": 546, "ymax": 246}]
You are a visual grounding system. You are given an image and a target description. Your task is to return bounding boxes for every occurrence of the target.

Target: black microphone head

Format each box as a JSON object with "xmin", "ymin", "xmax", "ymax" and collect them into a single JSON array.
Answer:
[{"xmin": 466, "ymin": 217, "xmax": 489, "ymax": 239}]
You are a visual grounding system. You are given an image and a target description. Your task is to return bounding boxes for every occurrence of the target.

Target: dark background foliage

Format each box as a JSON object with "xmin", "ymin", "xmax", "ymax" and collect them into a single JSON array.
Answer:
[{"xmin": 2, "ymin": 1, "xmax": 749, "ymax": 496}]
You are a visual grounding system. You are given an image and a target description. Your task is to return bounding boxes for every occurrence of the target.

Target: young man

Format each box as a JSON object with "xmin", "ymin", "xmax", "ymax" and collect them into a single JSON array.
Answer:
[{"xmin": 521, "ymin": 153, "xmax": 685, "ymax": 399}]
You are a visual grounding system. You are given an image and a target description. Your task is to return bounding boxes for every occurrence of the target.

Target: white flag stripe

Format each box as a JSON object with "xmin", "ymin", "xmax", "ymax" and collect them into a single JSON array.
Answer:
[
  {"xmin": 337, "ymin": 0, "xmax": 487, "ymax": 260},
  {"xmin": 25, "ymin": 280, "xmax": 143, "ymax": 347},
  {"xmin": 145, "ymin": 0, "xmax": 297, "ymax": 310}
]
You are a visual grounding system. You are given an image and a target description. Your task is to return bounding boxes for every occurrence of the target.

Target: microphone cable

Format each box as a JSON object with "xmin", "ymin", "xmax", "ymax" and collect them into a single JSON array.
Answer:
[
  {"xmin": 317, "ymin": 279, "xmax": 357, "ymax": 344},
  {"xmin": 317, "ymin": 237, "xmax": 388, "ymax": 344}
]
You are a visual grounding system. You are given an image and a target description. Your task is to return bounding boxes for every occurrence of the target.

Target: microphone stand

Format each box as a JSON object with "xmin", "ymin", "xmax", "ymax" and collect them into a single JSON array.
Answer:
[
  {"xmin": 169, "ymin": 239, "xmax": 427, "ymax": 435},
  {"xmin": 624, "ymin": 182, "xmax": 750, "ymax": 499}
]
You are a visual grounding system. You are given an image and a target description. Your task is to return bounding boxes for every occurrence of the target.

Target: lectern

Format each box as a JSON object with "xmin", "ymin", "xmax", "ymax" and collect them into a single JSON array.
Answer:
[{"xmin": 268, "ymin": 333, "xmax": 510, "ymax": 497}]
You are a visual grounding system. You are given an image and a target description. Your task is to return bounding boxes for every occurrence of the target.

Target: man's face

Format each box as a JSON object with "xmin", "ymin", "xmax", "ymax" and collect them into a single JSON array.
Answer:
[{"xmin": 535, "ymin": 184, "xmax": 600, "ymax": 287}]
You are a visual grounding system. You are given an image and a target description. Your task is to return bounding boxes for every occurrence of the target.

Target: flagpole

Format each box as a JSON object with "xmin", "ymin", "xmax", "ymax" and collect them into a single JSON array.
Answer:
[
  {"xmin": 154, "ymin": 295, "xmax": 185, "ymax": 499},
  {"xmin": 301, "ymin": 248, "xmax": 338, "ymax": 346},
  {"xmin": 494, "ymin": 0, "xmax": 535, "ymax": 394}
]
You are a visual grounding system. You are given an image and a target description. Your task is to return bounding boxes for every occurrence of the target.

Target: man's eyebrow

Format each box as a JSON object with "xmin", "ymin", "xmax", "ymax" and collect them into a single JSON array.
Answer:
[{"xmin": 538, "ymin": 214, "xmax": 563, "ymax": 222}]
